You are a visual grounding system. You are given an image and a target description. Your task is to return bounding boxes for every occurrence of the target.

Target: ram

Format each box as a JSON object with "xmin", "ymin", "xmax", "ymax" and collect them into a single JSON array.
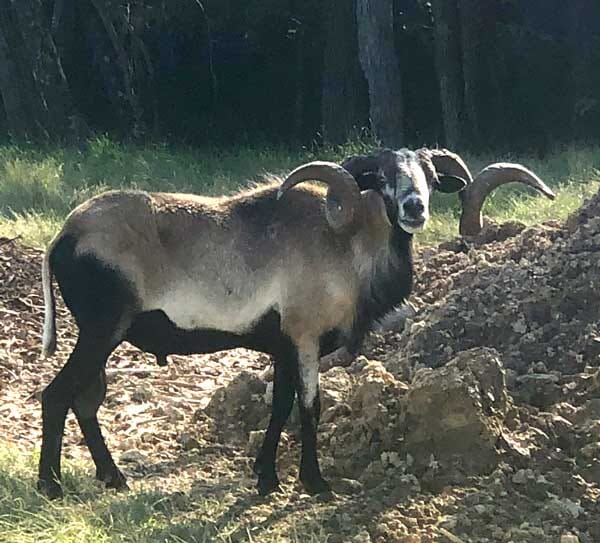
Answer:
[{"xmin": 38, "ymin": 148, "xmax": 554, "ymax": 498}]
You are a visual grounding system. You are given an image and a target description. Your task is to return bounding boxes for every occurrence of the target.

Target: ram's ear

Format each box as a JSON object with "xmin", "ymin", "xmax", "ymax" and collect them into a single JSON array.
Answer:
[
  {"xmin": 354, "ymin": 171, "xmax": 384, "ymax": 191},
  {"xmin": 436, "ymin": 174, "xmax": 468, "ymax": 194},
  {"xmin": 341, "ymin": 153, "xmax": 381, "ymax": 191},
  {"xmin": 360, "ymin": 189, "xmax": 391, "ymax": 228}
]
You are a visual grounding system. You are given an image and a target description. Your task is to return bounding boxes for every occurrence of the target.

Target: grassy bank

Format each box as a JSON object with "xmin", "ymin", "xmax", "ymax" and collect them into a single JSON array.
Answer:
[
  {"xmin": 0, "ymin": 138, "xmax": 598, "ymax": 247},
  {"xmin": 0, "ymin": 444, "xmax": 331, "ymax": 543},
  {"xmin": 0, "ymin": 445, "xmax": 223, "ymax": 543}
]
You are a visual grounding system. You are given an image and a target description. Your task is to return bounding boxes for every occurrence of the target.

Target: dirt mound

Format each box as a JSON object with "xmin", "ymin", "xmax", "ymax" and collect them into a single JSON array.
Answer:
[
  {"xmin": 357, "ymin": 216, "xmax": 564, "ymax": 363},
  {"xmin": 204, "ymin": 349, "xmax": 517, "ymax": 487},
  {"xmin": 389, "ymin": 192, "xmax": 599, "ymax": 383}
]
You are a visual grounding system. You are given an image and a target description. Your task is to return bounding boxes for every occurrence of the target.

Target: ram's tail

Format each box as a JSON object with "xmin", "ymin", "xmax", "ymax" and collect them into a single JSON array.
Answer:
[{"xmin": 41, "ymin": 242, "xmax": 57, "ymax": 357}]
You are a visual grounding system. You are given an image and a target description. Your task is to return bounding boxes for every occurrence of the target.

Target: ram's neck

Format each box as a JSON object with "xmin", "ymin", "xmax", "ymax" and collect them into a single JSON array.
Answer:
[
  {"xmin": 347, "ymin": 224, "xmax": 413, "ymax": 353},
  {"xmin": 386, "ymin": 225, "xmax": 414, "ymax": 306}
]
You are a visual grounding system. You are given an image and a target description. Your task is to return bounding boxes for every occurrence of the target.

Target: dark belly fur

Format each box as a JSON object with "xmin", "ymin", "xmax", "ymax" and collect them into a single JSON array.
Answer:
[
  {"xmin": 50, "ymin": 233, "xmax": 396, "ymax": 365},
  {"xmin": 125, "ymin": 309, "xmax": 343, "ymax": 360}
]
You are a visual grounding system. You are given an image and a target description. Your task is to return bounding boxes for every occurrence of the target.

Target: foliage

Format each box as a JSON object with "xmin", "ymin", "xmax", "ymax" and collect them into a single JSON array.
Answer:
[
  {"xmin": 0, "ymin": 1, "xmax": 599, "ymax": 148},
  {"xmin": 0, "ymin": 140, "xmax": 597, "ymax": 248}
]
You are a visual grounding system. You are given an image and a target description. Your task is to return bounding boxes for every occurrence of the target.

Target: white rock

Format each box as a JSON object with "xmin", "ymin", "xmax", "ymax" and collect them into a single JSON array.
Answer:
[
  {"xmin": 264, "ymin": 381, "xmax": 273, "ymax": 405},
  {"xmin": 119, "ymin": 449, "xmax": 148, "ymax": 464},
  {"xmin": 246, "ymin": 430, "xmax": 266, "ymax": 456},
  {"xmin": 381, "ymin": 451, "xmax": 403, "ymax": 469},
  {"xmin": 350, "ymin": 529, "xmax": 372, "ymax": 543},
  {"xmin": 551, "ymin": 498, "xmax": 584, "ymax": 519},
  {"xmin": 512, "ymin": 468, "xmax": 533, "ymax": 484}
]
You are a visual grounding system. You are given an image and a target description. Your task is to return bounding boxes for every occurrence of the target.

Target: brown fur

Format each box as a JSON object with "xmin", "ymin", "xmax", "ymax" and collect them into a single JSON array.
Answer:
[{"xmin": 45, "ymin": 180, "xmax": 393, "ymax": 347}]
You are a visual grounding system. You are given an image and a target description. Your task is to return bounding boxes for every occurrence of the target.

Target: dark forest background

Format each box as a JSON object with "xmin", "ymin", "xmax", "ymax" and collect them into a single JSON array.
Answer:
[{"xmin": 0, "ymin": 0, "xmax": 598, "ymax": 152}]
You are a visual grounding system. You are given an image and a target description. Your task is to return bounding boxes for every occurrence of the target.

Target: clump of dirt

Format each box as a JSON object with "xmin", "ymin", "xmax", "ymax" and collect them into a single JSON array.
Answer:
[
  {"xmin": 388, "ymin": 192, "xmax": 600, "ymax": 381},
  {"xmin": 440, "ymin": 218, "xmax": 528, "ymax": 251},
  {"xmin": 203, "ymin": 371, "xmax": 269, "ymax": 445},
  {"xmin": 401, "ymin": 348, "xmax": 509, "ymax": 474}
]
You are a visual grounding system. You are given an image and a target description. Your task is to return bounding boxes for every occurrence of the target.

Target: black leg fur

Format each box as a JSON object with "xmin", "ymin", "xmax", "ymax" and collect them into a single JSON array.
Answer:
[
  {"xmin": 39, "ymin": 332, "xmax": 119, "ymax": 498},
  {"xmin": 297, "ymin": 387, "xmax": 330, "ymax": 494},
  {"xmin": 73, "ymin": 371, "xmax": 128, "ymax": 490},
  {"xmin": 253, "ymin": 353, "xmax": 297, "ymax": 495}
]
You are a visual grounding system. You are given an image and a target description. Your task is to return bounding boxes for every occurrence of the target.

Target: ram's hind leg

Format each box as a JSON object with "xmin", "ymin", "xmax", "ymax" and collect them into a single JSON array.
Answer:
[
  {"xmin": 73, "ymin": 369, "xmax": 127, "ymax": 490},
  {"xmin": 38, "ymin": 236, "xmax": 136, "ymax": 498},
  {"xmin": 38, "ymin": 331, "xmax": 120, "ymax": 498}
]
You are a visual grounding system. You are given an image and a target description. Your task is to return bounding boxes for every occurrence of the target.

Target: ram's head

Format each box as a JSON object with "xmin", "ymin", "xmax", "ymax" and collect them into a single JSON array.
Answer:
[{"xmin": 342, "ymin": 147, "xmax": 555, "ymax": 236}]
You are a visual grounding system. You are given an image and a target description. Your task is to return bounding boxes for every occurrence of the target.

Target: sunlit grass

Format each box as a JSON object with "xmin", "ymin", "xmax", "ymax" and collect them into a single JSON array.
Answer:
[
  {"xmin": 0, "ymin": 212, "xmax": 63, "ymax": 248},
  {"xmin": 419, "ymin": 176, "xmax": 600, "ymax": 246},
  {"xmin": 0, "ymin": 443, "xmax": 333, "ymax": 543},
  {"xmin": 0, "ymin": 138, "xmax": 598, "ymax": 248}
]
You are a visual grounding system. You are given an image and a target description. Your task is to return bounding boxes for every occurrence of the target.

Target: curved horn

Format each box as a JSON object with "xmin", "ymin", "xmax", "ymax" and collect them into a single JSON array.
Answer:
[
  {"xmin": 278, "ymin": 161, "xmax": 360, "ymax": 231},
  {"xmin": 425, "ymin": 148, "xmax": 474, "ymax": 183},
  {"xmin": 415, "ymin": 148, "xmax": 439, "ymax": 185},
  {"xmin": 459, "ymin": 163, "xmax": 556, "ymax": 236}
]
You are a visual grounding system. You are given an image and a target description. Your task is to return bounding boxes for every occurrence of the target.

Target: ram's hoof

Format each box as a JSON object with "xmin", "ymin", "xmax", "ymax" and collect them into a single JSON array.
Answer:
[
  {"xmin": 37, "ymin": 478, "xmax": 64, "ymax": 500},
  {"xmin": 300, "ymin": 474, "xmax": 331, "ymax": 495},
  {"xmin": 155, "ymin": 354, "xmax": 168, "ymax": 366},
  {"xmin": 102, "ymin": 468, "xmax": 129, "ymax": 491},
  {"xmin": 256, "ymin": 475, "xmax": 281, "ymax": 496}
]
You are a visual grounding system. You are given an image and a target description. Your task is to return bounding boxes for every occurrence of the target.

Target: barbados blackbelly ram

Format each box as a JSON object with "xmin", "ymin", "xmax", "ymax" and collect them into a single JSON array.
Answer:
[{"xmin": 38, "ymin": 148, "xmax": 554, "ymax": 498}]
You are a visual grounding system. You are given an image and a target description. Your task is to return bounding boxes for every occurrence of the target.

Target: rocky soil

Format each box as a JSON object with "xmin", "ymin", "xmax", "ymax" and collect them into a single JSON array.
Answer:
[{"xmin": 1, "ymin": 191, "xmax": 599, "ymax": 542}]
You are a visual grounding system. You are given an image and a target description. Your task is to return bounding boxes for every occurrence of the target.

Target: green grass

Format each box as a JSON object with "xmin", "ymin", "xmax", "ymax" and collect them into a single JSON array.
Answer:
[
  {"xmin": 0, "ymin": 446, "xmax": 214, "ymax": 543},
  {"xmin": 0, "ymin": 444, "xmax": 332, "ymax": 543},
  {"xmin": 0, "ymin": 137, "xmax": 598, "ymax": 247}
]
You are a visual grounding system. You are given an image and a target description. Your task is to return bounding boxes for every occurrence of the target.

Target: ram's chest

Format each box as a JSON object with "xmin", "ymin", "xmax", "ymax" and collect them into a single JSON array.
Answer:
[
  {"xmin": 355, "ymin": 232, "xmax": 413, "ymax": 326},
  {"xmin": 144, "ymin": 276, "xmax": 281, "ymax": 333}
]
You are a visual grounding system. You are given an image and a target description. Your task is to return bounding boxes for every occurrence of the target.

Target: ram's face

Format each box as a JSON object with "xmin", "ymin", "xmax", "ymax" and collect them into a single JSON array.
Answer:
[{"xmin": 377, "ymin": 150, "xmax": 431, "ymax": 234}]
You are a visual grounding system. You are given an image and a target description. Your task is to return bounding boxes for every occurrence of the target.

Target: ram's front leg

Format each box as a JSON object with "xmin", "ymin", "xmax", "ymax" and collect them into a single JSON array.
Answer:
[
  {"xmin": 295, "ymin": 338, "xmax": 330, "ymax": 494},
  {"xmin": 253, "ymin": 345, "xmax": 297, "ymax": 495}
]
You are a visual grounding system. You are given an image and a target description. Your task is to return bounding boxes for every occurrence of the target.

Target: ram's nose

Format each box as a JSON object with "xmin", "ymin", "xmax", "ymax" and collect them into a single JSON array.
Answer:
[
  {"xmin": 402, "ymin": 198, "xmax": 425, "ymax": 219},
  {"xmin": 399, "ymin": 196, "xmax": 427, "ymax": 233}
]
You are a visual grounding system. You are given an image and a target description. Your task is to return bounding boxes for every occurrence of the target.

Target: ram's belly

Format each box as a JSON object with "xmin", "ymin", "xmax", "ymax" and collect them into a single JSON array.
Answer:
[{"xmin": 146, "ymin": 278, "xmax": 280, "ymax": 333}]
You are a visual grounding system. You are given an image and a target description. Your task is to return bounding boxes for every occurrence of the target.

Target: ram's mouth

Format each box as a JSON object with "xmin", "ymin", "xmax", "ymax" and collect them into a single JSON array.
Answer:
[{"xmin": 399, "ymin": 217, "xmax": 426, "ymax": 233}]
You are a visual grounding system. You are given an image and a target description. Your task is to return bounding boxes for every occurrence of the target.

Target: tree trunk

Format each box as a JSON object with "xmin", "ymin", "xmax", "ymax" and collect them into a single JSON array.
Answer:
[
  {"xmin": 568, "ymin": 0, "xmax": 593, "ymax": 139},
  {"xmin": 458, "ymin": 0, "xmax": 500, "ymax": 146},
  {"xmin": 293, "ymin": 23, "xmax": 306, "ymax": 141},
  {"xmin": 90, "ymin": 0, "xmax": 145, "ymax": 138},
  {"xmin": 322, "ymin": 0, "xmax": 367, "ymax": 144},
  {"xmin": 0, "ymin": 0, "xmax": 82, "ymax": 142},
  {"xmin": 458, "ymin": 0, "xmax": 481, "ymax": 142},
  {"xmin": 431, "ymin": 0, "xmax": 464, "ymax": 149},
  {"xmin": 356, "ymin": 0, "xmax": 404, "ymax": 146}
]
